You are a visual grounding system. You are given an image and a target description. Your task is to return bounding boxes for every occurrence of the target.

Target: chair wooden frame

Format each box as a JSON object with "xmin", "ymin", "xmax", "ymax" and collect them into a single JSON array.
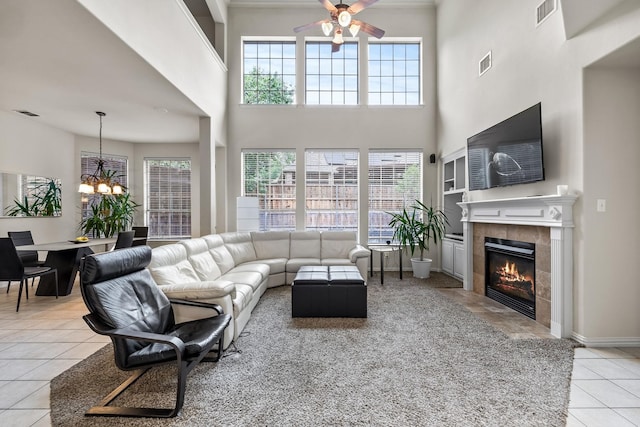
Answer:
[{"xmin": 82, "ymin": 299, "xmax": 226, "ymax": 418}]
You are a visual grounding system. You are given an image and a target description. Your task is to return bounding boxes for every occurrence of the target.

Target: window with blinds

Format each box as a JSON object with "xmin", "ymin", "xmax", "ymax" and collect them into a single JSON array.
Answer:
[
  {"xmin": 144, "ymin": 159, "xmax": 191, "ymax": 240},
  {"xmin": 242, "ymin": 150, "xmax": 296, "ymax": 231},
  {"xmin": 368, "ymin": 151, "xmax": 423, "ymax": 244},
  {"xmin": 305, "ymin": 150, "xmax": 359, "ymax": 232},
  {"xmin": 80, "ymin": 152, "xmax": 127, "ymax": 227}
]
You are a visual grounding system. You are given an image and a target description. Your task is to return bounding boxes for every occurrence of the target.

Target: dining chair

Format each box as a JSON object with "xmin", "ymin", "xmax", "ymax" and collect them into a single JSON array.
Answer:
[
  {"xmin": 131, "ymin": 226, "xmax": 148, "ymax": 246},
  {"xmin": 7, "ymin": 231, "xmax": 46, "ymax": 293},
  {"xmin": 113, "ymin": 230, "xmax": 135, "ymax": 250},
  {"xmin": 0, "ymin": 237, "xmax": 58, "ymax": 311}
]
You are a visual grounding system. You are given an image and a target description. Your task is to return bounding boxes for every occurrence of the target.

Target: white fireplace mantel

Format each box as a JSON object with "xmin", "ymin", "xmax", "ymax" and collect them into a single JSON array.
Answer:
[{"xmin": 458, "ymin": 194, "xmax": 578, "ymax": 338}]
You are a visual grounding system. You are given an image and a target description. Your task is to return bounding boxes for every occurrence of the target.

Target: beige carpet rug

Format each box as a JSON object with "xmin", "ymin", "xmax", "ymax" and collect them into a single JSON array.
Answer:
[{"xmin": 51, "ymin": 272, "xmax": 576, "ymax": 426}]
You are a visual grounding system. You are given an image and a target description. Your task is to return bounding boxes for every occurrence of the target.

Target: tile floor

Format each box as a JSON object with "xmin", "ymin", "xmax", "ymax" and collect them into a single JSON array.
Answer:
[{"xmin": 0, "ymin": 281, "xmax": 637, "ymax": 426}]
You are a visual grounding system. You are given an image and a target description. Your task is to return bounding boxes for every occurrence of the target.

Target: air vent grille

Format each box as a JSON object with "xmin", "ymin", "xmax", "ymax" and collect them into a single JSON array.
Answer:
[
  {"xmin": 536, "ymin": 0, "xmax": 556, "ymax": 26},
  {"xmin": 479, "ymin": 51, "xmax": 492, "ymax": 76},
  {"xmin": 14, "ymin": 110, "xmax": 39, "ymax": 117}
]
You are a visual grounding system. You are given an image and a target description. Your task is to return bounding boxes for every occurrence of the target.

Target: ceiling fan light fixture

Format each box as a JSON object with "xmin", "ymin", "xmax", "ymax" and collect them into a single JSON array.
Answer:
[
  {"xmin": 349, "ymin": 23, "xmax": 360, "ymax": 37},
  {"xmin": 338, "ymin": 10, "xmax": 352, "ymax": 27},
  {"xmin": 321, "ymin": 21, "xmax": 334, "ymax": 36},
  {"xmin": 333, "ymin": 28, "xmax": 344, "ymax": 45}
]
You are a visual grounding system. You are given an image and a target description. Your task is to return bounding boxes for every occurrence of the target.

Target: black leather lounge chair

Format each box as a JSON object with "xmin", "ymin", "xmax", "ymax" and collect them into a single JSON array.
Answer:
[{"xmin": 79, "ymin": 245, "xmax": 231, "ymax": 418}]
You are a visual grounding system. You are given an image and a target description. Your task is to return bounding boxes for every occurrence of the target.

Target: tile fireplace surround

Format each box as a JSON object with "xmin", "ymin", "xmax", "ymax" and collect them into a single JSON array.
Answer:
[{"xmin": 459, "ymin": 195, "xmax": 578, "ymax": 339}]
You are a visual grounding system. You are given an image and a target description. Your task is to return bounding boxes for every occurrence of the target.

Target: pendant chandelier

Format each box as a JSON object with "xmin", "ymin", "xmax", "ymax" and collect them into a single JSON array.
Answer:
[{"xmin": 78, "ymin": 111, "xmax": 123, "ymax": 195}]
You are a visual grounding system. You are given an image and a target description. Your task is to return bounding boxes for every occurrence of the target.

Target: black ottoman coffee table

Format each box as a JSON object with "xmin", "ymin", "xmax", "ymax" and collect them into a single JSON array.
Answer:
[{"xmin": 291, "ymin": 265, "xmax": 367, "ymax": 318}]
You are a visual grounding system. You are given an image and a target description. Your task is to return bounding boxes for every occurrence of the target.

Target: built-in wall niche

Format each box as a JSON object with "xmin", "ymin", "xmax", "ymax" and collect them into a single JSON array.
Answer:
[{"xmin": 0, "ymin": 172, "xmax": 62, "ymax": 217}]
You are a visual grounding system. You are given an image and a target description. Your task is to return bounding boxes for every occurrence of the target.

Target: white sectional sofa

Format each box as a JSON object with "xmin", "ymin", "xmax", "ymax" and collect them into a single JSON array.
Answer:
[{"xmin": 147, "ymin": 231, "xmax": 370, "ymax": 348}]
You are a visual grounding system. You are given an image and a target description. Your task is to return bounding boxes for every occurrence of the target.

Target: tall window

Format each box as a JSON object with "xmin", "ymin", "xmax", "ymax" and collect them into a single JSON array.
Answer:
[
  {"xmin": 242, "ymin": 150, "xmax": 296, "ymax": 231},
  {"xmin": 368, "ymin": 151, "xmax": 423, "ymax": 243},
  {"xmin": 243, "ymin": 40, "xmax": 296, "ymax": 104},
  {"xmin": 305, "ymin": 42, "xmax": 358, "ymax": 105},
  {"xmin": 80, "ymin": 152, "xmax": 127, "ymax": 226},
  {"xmin": 368, "ymin": 42, "xmax": 421, "ymax": 105},
  {"xmin": 144, "ymin": 159, "xmax": 191, "ymax": 240},
  {"xmin": 305, "ymin": 150, "xmax": 358, "ymax": 232}
]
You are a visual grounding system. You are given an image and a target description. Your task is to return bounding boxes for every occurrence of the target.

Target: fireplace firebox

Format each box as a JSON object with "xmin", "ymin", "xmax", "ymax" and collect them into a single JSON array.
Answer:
[{"xmin": 484, "ymin": 237, "xmax": 536, "ymax": 319}]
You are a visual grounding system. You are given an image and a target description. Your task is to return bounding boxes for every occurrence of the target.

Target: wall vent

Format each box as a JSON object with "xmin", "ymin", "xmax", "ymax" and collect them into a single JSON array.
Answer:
[
  {"xmin": 536, "ymin": 0, "xmax": 556, "ymax": 26},
  {"xmin": 479, "ymin": 51, "xmax": 492, "ymax": 76},
  {"xmin": 13, "ymin": 110, "xmax": 39, "ymax": 117}
]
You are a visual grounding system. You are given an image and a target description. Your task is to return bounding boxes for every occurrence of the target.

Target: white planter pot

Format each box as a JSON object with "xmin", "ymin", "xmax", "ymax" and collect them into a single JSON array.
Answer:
[{"xmin": 411, "ymin": 258, "xmax": 433, "ymax": 279}]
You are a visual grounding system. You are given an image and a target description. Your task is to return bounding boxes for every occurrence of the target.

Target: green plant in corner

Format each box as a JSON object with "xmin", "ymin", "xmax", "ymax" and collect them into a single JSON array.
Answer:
[{"xmin": 387, "ymin": 199, "xmax": 449, "ymax": 262}]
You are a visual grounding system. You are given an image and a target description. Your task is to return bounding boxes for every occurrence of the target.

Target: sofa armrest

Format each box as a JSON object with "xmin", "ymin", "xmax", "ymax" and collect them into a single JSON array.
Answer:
[
  {"xmin": 349, "ymin": 245, "xmax": 371, "ymax": 262},
  {"xmin": 158, "ymin": 280, "xmax": 235, "ymax": 300}
]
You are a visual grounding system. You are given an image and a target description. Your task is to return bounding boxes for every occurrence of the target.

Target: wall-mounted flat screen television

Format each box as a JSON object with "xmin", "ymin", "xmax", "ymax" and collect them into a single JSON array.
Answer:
[{"xmin": 467, "ymin": 103, "xmax": 545, "ymax": 191}]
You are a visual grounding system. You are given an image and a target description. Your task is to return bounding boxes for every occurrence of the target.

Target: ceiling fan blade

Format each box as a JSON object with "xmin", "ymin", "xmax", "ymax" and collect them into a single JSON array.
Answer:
[
  {"xmin": 332, "ymin": 43, "xmax": 342, "ymax": 53},
  {"xmin": 348, "ymin": 0, "xmax": 379, "ymax": 15},
  {"xmin": 354, "ymin": 20, "xmax": 385, "ymax": 38},
  {"xmin": 294, "ymin": 19, "xmax": 329, "ymax": 33},
  {"xmin": 319, "ymin": 0, "xmax": 337, "ymax": 13}
]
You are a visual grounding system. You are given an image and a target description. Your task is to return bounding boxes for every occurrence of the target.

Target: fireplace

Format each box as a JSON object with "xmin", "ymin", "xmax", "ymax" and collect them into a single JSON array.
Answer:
[{"xmin": 485, "ymin": 237, "xmax": 536, "ymax": 319}]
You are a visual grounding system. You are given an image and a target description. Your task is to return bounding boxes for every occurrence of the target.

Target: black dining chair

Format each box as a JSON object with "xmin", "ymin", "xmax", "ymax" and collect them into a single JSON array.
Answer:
[
  {"xmin": 113, "ymin": 230, "xmax": 135, "ymax": 250},
  {"xmin": 0, "ymin": 237, "xmax": 58, "ymax": 311},
  {"xmin": 7, "ymin": 231, "xmax": 46, "ymax": 293},
  {"xmin": 131, "ymin": 226, "xmax": 148, "ymax": 247}
]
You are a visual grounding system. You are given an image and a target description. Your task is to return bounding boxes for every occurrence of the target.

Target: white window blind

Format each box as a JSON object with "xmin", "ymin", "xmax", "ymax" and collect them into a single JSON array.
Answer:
[
  {"xmin": 144, "ymin": 159, "xmax": 191, "ymax": 240},
  {"xmin": 305, "ymin": 150, "xmax": 359, "ymax": 232},
  {"xmin": 368, "ymin": 151, "xmax": 423, "ymax": 243},
  {"xmin": 242, "ymin": 150, "xmax": 296, "ymax": 231}
]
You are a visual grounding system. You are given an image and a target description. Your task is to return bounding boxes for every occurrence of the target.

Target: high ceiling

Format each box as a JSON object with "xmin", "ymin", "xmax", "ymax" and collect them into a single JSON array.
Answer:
[{"xmin": 0, "ymin": 1, "xmax": 205, "ymax": 144}]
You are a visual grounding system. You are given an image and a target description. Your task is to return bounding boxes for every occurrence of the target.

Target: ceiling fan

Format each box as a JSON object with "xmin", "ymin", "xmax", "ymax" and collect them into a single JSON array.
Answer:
[{"xmin": 294, "ymin": 0, "xmax": 385, "ymax": 53}]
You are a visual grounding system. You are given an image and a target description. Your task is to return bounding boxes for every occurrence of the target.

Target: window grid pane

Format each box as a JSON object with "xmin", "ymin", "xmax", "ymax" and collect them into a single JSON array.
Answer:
[
  {"xmin": 305, "ymin": 150, "xmax": 358, "ymax": 232},
  {"xmin": 80, "ymin": 152, "xmax": 128, "ymax": 237},
  {"xmin": 305, "ymin": 42, "xmax": 358, "ymax": 105},
  {"xmin": 368, "ymin": 42, "xmax": 421, "ymax": 106},
  {"xmin": 368, "ymin": 151, "xmax": 423, "ymax": 244},
  {"xmin": 144, "ymin": 159, "xmax": 191, "ymax": 240},
  {"xmin": 242, "ymin": 151, "xmax": 296, "ymax": 231},
  {"xmin": 243, "ymin": 41, "xmax": 296, "ymax": 104}
]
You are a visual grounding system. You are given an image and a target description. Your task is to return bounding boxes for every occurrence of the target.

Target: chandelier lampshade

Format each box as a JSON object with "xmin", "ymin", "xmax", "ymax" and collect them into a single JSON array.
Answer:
[{"xmin": 78, "ymin": 112, "xmax": 125, "ymax": 195}]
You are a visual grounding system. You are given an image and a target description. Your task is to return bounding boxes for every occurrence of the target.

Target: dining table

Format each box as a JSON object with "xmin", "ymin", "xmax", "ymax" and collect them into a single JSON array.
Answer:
[{"xmin": 16, "ymin": 238, "xmax": 120, "ymax": 296}]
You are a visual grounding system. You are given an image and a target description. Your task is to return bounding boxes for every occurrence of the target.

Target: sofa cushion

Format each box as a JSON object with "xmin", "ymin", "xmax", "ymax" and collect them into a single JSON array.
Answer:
[
  {"xmin": 245, "ymin": 258, "xmax": 287, "ymax": 275},
  {"xmin": 251, "ymin": 231, "xmax": 290, "ymax": 260},
  {"xmin": 290, "ymin": 231, "xmax": 321, "ymax": 258},
  {"xmin": 321, "ymin": 258, "xmax": 354, "ymax": 268},
  {"xmin": 231, "ymin": 284, "xmax": 254, "ymax": 314},
  {"xmin": 286, "ymin": 258, "xmax": 322, "ymax": 273},
  {"xmin": 204, "ymin": 234, "xmax": 235, "ymax": 274},
  {"xmin": 149, "ymin": 244, "xmax": 200, "ymax": 285},
  {"xmin": 228, "ymin": 262, "xmax": 271, "ymax": 280},
  {"xmin": 179, "ymin": 238, "xmax": 222, "ymax": 281},
  {"xmin": 321, "ymin": 231, "xmax": 357, "ymax": 260},
  {"xmin": 158, "ymin": 280, "xmax": 235, "ymax": 300},
  {"xmin": 221, "ymin": 232, "xmax": 258, "ymax": 265},
  {"xmin": 221, "ymin": 270, "xmax": 264, "ymax": 292}
]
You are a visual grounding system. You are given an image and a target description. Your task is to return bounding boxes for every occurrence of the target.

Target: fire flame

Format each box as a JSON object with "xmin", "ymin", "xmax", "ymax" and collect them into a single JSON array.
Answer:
[{"xmin": 498, "ymin": 261, "xmax": 529, "ymax": 283}]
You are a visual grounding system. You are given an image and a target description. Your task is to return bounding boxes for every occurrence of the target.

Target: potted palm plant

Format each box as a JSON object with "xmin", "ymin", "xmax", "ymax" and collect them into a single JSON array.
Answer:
[{"xmin": 388, "ymin": 200, "xmax": 449, "ymax": 278}]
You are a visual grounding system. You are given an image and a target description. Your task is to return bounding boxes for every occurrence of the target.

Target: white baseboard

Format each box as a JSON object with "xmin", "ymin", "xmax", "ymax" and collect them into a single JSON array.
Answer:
[{"xmin": 571, "ymin": 332, "xmax": 640, "ymax": 347}]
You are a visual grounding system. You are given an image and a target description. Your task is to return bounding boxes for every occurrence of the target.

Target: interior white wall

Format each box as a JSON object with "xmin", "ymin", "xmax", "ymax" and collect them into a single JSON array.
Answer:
[
  {"xmin": 0, "ymin": 112, "xmax": 77, "ymax": 242},
  {"xmin": 583, "ymin": 67, "xmax": 640, "ymax": 340},
  {"xmin": 225, "ymin": 5, "xmax": 437, "ymax": 260},
  {"xmin": 437, "ymin": 0, "xmax": 640, "ymax": 343}
]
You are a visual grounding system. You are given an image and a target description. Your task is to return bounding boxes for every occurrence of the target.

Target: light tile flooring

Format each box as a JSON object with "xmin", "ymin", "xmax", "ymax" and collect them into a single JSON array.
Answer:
[{"xmin": 0, "ymin": 282, "xmax": 637, "ymax": 426}]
